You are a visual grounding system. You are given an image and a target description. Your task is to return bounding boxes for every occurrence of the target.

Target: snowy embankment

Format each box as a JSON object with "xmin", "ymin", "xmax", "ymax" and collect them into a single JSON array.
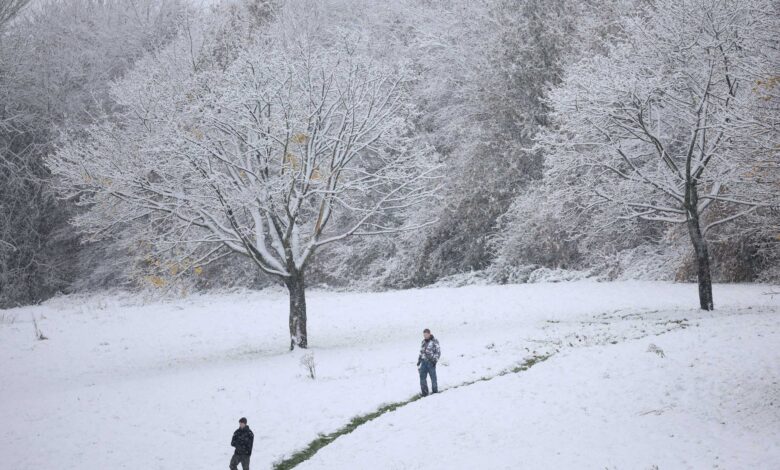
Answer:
[
  {"xmin": 299, "ymin": 308, "xmax": 780, "ymax": 469},
  {"xmin": 0, "ymin": 281, "xmax": 778, "ymax": 469}
]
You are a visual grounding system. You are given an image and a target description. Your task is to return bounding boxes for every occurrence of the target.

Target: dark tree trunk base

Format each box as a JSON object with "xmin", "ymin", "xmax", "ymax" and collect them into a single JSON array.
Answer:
[
  {"xmin": 687, "ymin": 215, "xmax": 714, "ymax": 311},
  {"xmin": 286, "ymin": 272, "xmax": 308, "ymax": 349}
]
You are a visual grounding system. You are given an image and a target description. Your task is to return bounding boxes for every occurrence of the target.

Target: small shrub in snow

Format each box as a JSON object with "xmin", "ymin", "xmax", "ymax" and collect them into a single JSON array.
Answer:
[
  {"xmin": 31, "ymin": 315, "xmax": 47, "ymax": 341},
  {"xmin": 646, "ymin": 344, "xmax": 665, "ymax": 358},
  {"xmin": 527, "ymin": 267, "xmax": 591, "ymax": 283},
  {"xmin": 594, "ymin": 244, "xmax": 684, "ymax": 282},
  {"xmin": 487, "ymin": 263, "xmax": 539, "ymax": 285},
  {"xmin": 300, "ymin": 353, "xmax": 316, "ymax": 380},
  {"xmin": 430, "ymin": 270, "xmax": 493, "ymax": 288}
]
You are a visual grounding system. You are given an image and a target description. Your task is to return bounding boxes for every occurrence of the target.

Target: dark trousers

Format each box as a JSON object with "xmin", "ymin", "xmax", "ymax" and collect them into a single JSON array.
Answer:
[
  {"xmin": 419, "ymin": 359, "xmax": 438, "ymax": 395},
  {"xmin": 230, "ymin": 453, "xmax": 250, "ymax": 470}
]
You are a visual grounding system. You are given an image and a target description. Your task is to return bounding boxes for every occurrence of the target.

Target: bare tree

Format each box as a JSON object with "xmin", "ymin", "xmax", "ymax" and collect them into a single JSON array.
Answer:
[
  {"xmin": 51, "ymin": 27, "xmax": 439, "ymax": 349},
  {"xmin": 537, "ymin": 0, "xmax": 779, "ymax": 310}
]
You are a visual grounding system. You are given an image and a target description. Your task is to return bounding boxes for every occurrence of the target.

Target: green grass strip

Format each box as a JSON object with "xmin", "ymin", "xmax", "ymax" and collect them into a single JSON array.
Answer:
[{"xmin": 272, "ymin": 353, "xmax": 552, "ymax": 470}]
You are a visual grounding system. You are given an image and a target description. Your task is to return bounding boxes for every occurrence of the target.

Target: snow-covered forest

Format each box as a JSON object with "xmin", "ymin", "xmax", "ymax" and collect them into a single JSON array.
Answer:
[
  {"xmin": 1, "ymin": 0, "xmax": 776, "ymax": 311},
  {"xmin": 1, "ymin": 0, "xmax": 779, "ymax": 468}
]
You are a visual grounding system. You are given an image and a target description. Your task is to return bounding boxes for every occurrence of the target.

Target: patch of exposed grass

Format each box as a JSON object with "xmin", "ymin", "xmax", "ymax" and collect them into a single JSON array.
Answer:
[{"xmin": 272, "ymin": 395, "xmax": 425, "ymax": 470}]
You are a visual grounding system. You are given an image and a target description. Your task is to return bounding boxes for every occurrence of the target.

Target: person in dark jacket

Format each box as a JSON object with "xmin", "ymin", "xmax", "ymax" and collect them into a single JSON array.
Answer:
[
  {"xmin": 417, "ymin": 328, "xmax": 441, "ymax": 396},
  {"xmin": 230, "ymin": 417, "xmax": 254, "ymax": 470}
]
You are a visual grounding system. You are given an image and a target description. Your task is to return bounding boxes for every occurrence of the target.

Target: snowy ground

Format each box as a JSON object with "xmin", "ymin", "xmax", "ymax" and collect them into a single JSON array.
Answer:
[{"xmin": 1, "ymin": 281, "xmax": 778, "ymax": 469}]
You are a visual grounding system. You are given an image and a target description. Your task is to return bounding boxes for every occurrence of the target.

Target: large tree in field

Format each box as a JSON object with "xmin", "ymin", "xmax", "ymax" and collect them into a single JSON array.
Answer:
[
  {"xmin": 537, "ymin": 0, "xmax": 779, "ymax": 310},
  {"xmin": 50, "ymin": 18, "xmax": 438, "ymax": 348}
]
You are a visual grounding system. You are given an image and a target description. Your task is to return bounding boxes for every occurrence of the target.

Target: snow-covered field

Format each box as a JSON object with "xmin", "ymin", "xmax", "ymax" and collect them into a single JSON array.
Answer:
[{"xmin": 1, "ymin": 281, "xmax": 778, "ymax": 469}]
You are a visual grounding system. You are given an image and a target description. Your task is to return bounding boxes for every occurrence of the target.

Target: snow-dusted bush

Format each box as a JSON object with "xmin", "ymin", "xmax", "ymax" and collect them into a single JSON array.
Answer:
[
  {"xmin": 595, "ymin": 244, "xmax": 685, "ymax": 282},
  {"xmin": 527, "ymin": 268, "xmax": 591, "ymax": 284},
  {"xmin": 299, "ymin": 353, "xmax": 317, "ymax": 380},
  {"xmin": 430, "ymin": 270, "xmax": 495, "ymax": 289},
  {"xmin": 488, "ymin": 264, "xmax": 541, "ymax": 285}
]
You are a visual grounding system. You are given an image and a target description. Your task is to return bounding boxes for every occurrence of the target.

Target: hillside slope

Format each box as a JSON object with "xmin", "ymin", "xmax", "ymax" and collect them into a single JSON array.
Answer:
[{"xmin": 1, "ymin": 282, "xmax": 778, "ymax": 469}]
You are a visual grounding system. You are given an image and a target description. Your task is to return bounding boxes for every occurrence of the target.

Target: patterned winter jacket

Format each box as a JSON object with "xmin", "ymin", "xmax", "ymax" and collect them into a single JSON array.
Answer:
[
  {"xmin": 231, "ymin": 426, "xmax": 254, "ymax": 455},
  {"xmin": 419, "ymin": 336, "xmax": 441, "ymax": 363}
]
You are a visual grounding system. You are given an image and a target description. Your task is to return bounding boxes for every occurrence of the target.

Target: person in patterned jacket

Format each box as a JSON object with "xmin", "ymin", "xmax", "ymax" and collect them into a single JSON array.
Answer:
[
  {"xmin": 230, "ymin": 417, "xmax": 254, "ymax": 470},
  {"xmin": 417, "ymin": 328, "xmax": 441, "ymax": 396}
]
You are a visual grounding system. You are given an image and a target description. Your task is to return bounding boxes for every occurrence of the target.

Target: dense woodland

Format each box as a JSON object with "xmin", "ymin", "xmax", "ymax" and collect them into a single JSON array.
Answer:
[{"xmin": 1, "ymin": 0, "xmax": 778, "ymax": 327}]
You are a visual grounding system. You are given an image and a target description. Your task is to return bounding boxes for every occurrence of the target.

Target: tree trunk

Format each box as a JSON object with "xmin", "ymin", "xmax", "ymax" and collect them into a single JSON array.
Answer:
[
  {"xmin": 685, "ymin": 192, "xmax": 714, "ymax": 311},
  {"xmin": 285, "ymin": 271, "xmax": 308, "ymax": 350}
]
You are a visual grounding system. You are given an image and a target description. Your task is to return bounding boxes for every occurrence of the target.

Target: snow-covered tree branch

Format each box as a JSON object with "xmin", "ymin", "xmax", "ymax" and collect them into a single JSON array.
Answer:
[{"xmin": 536, "ymin": 0, "xmax": 780, "ymax": 310}]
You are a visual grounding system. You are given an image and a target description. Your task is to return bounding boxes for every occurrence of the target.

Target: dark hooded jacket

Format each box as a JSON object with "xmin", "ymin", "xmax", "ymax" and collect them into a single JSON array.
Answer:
[{"xmin": 231, "ymin": 426, "xmax": 254, "ymax": 455}]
